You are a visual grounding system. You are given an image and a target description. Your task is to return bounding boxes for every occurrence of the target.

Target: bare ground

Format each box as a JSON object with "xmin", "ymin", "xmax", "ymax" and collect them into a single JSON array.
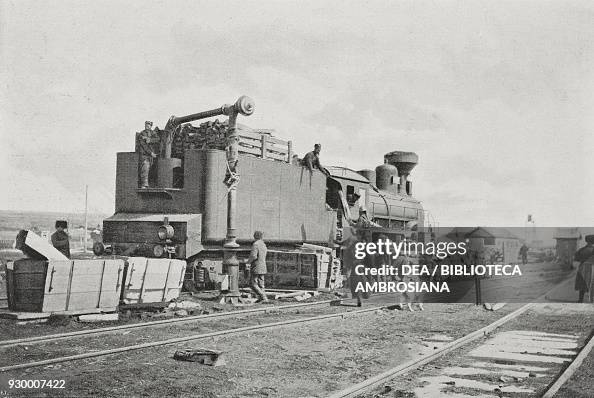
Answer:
[
  {"xmin": 0, "ymin": 302, "xmax": 518, "ymax": 398},
  {"xmin": 359, "ymin": 303, "xmax": 594, "ymax": 398}
]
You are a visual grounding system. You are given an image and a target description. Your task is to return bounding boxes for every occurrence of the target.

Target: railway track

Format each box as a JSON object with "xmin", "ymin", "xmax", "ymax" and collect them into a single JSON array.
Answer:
[
  {"xmin": 327, "ymin": 303, "xmax": 536, "ymax": 398},
  {"xmin": 1, "ymin": 275, "xmax": 587, "ymax": 397},
  {"xmin": 328, "ymin": 303, "xmax": 594, "ymax": 398},
  {"xmin": 326, "ymin": 275, "xmax": 592, "ymax": 398},
  {"xmin": 0, "ymin": 299, "xmax": 337, "ymax": 349},
  {"xmin": 0, "ymin": 300, "xmax": 388, "ymax": 372}
]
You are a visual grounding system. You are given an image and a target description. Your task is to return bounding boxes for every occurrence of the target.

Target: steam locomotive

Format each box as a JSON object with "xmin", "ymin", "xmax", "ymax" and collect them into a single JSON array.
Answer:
[{"xmin": 94, "ymin": 97, "xmax": 425, "ymax": 292}]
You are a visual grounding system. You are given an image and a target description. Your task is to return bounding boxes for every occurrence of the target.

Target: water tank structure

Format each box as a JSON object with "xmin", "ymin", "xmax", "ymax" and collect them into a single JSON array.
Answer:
[
  {"xmin": 375, "ymin": 163, "xmax": 398, "ymax": 194},
  {"xmin": 384, "ymin": 151, "xmax": 418, "ymax": 195}
]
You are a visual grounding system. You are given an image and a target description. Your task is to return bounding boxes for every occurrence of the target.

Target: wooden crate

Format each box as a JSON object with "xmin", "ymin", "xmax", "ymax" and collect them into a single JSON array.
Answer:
[
  {"xmin": 6, "ymin": 259, "xmax": 124, "ymax": 313},
  {"xmin": 121, "ymin": 258, "xmax": 186, "ymax": 304}
]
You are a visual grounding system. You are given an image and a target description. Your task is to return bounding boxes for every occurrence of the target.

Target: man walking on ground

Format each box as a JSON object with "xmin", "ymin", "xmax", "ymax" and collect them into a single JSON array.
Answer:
[{"xmin": 246, "ymin": 230, "xmax": 269, "ymax": 303}]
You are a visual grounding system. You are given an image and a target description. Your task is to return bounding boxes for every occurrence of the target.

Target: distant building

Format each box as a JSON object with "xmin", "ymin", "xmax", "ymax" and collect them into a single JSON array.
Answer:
[{"xmin": 444, "ymin": 227, "xmax": 520, "ymax": 264}]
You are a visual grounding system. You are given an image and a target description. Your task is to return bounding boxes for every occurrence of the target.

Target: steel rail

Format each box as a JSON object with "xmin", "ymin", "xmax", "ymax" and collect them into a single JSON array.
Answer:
[
  {"xmin": 0, "ymin": 305, "xmax": 386, "ymax": 372},
  {"xmin": 0, "ymin": 299, "xmax": 335, "ymax": 349},
  {"xmin": 326, "ymin": 273, "xmax": 577, "ymax": 398},
  {"xmin": 326, "ymin": 303, "xmax": 535, "ymax": 398},
  {"xmin": 541, "ymin": 330, "xmax": 594, "ymax": 398}
]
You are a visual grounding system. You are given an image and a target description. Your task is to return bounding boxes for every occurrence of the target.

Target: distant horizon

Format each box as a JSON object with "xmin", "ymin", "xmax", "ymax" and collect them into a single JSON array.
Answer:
[
  {"xmin": 0, "ymin": 209, "xmax": 592, "ymax": 229},
  {"xmin": 0, "ymin": 209, "xmax": 110, "ymax": 216}
]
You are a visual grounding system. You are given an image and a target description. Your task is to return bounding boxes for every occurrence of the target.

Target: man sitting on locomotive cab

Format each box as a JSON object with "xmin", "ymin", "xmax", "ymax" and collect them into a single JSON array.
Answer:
[
  {"xmin": 302, "ymin": 144, "xmax": 330, "ymax": 176},
  {"xmin": 137, "ymin": 121, "xmax": 158, "ymax": 188}
]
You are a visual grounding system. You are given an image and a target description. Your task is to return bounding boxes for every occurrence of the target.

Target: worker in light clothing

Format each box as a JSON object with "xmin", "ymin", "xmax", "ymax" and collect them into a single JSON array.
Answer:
[
  {"xmin": 246, "ymin": 230, "xmax": 269, "ymax": 303},
  {"xmin": 137, "ymin": 121, "xmax": 158, "ymax": 188},
  {"xmin": 51, "ymin": 220, "xmax": 70, "ymax": 258}
]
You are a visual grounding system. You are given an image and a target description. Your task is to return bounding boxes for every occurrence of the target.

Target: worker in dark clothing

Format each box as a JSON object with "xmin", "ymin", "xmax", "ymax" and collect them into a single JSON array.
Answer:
[
  {"xmin": 51, "ymin": 220, "xmax": 70, "ymax": 258},
  {"xmin": 302, "ymin": 144, "xmax": 330, "ymax": 176},
  {"xmin": 575, "ymin": 235, "xmax": 594, "ymax": 303},
  {"xmin": 138, "ymin": 121, "xmax": 158, "ymax": 188},
  {"xmin": 519, "ymin": 244, "xmax": 529, "ymax": 265},
  {"xmin": 245, "ymin": 230, "xmax": 269, "ymax": 303}
]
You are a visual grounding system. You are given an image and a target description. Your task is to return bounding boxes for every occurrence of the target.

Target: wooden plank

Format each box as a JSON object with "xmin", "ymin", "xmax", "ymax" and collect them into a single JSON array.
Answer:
[
  {"xmin": 42, "ymin": 261, "xmax": 72, "ymax": 313},
  {"xmin": 18, "ymin": 231, "xmax": 68, "ymax": 261},
  {"xmin": 63, "ymin": 260, "xmax": 76, "ymax": 311},
  {"xmin": 122, "ymin": 257, "xmax": 144, "ymax": 304},
  {"xmin": 161, "ymin": 261, "xmax": 171, "ymax": 302},
  {"xmin": 99, "ymin": 260, "xmax": 124, "ymax": 309},
  {"xmin": 263, "ymin": 152, "xmax": 287, "ymax": 161},
  {"xmin": 261, "ymin": 135, "xmax": 268, "ymax": 159},
  {"xmin": 165, "ymin": 260, "xmax": 185, "ymax": 302},
  {"xmin": 63, "ymin": 260, "xmax": 103, "ymax": 311},
  {"xmin": 0, "ymin": 307, "xmax": 112, "ymax": 320},
  {"xmin": 6, "ymin": 261, "xmax": 15, "ymax": 311},
  {"xmin": 288, "ymin": 141, "xmax": 293, "ymax": 163},
  {"xmin": 138, "ymin": 259, "xmax": 151, "ymax": 304},
  {"xmin": 267, "ymin": 148, "xmax": 289, "ymax": 157},
  {"xmin": 239, "ymin": 130, "xmax": 264, "ymax": 140},
  {"xmin": 238, "ymin": 146, "xmax": 263, "ymax": 156},
  {"xmin": 268, "ymin": 137, "xmax": 287, "ymax": 145},
  {"xmin": 238, "ymin": 135, "xmax": 262, "ymax": 145},
  {"xmin": 96, "ymin": 260, "xmax": 106, "ymax": 308},
  {"xmin": 143, "ymin": 259, "xmax": 181, "ymax": 303},
  {"xmin": 268, "ymin": 141, "xmax": 289, "ymax": 152}
]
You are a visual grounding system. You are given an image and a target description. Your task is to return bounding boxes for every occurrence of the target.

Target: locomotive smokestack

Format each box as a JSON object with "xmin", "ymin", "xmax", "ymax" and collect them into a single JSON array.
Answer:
[{"xmin": 384, "ymin": 151, "xmax": 418, "ymax": 196}]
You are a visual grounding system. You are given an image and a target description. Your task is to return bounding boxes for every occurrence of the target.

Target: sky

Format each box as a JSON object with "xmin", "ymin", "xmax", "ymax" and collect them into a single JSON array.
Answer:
[{"xmin": 1, "ymin": 0, "xmax": 592, "ymax": 226}]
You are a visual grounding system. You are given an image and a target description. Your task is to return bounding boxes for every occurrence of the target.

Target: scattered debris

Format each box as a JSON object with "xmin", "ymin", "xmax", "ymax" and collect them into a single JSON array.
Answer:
[
  {"xmin": 173, "ymin": 349, "xmax": 225, "ymax": 366},
  {"xmin": 499, "ymin": 375, "xmax": 513, "ymax": 383},
  {"xmin": 78, "ymin": 313, "xmax": 119, "ymax": 323},
  {"xmin": 45, "ymin": 314, "xmax": 74, "ymax": 326},
  {"xmin": 150, "ymin": 311, "xmax": 175, "ymax": 320},
  {"xmin": 294, "ymin": 293, "xmax": 313, "ymax": 301},
  {"xmin": 167, "ymin": 300, "xmax": 202, "ymax": 315}
]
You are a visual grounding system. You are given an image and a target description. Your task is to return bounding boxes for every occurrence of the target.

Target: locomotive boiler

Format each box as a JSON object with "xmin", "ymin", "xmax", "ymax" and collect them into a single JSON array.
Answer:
[{"xmin": 95, "ymin": 96, "xmax": 425, "ymax": 293}]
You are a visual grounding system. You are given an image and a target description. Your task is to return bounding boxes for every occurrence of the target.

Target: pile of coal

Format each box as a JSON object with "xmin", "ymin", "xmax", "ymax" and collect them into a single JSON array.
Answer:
[{"xmin": 172, "ymin": 119, "xmax": 228, "ymax": 159}]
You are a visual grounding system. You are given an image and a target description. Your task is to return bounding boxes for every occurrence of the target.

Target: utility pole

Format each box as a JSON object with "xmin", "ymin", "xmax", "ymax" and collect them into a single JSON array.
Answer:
[{"xmin": 84, "ymin": 184, "xmax": 88, "ymax": 253}]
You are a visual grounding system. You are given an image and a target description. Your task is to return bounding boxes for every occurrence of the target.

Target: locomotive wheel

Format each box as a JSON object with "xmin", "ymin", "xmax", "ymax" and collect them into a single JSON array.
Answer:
[{"xmin": 92, "ymin": 242, "xmax": 105, "ymax": 256}]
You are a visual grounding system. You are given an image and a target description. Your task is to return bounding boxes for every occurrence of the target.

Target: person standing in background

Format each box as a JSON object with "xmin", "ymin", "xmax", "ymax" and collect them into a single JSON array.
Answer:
[
  {"xmin": 137, "ymin": 121, "xmax": 158, "ymax": 188},
  {"xmin": 51, "ymin": 220, "xmax": 70, "ymax": 258},
  {"xmin": 575, "ymin": 235, "xmax": 594, "ymax": 303},
  {"xmin": 519, "ymin": 243, "xmax": 529, "ymax": 265}
]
